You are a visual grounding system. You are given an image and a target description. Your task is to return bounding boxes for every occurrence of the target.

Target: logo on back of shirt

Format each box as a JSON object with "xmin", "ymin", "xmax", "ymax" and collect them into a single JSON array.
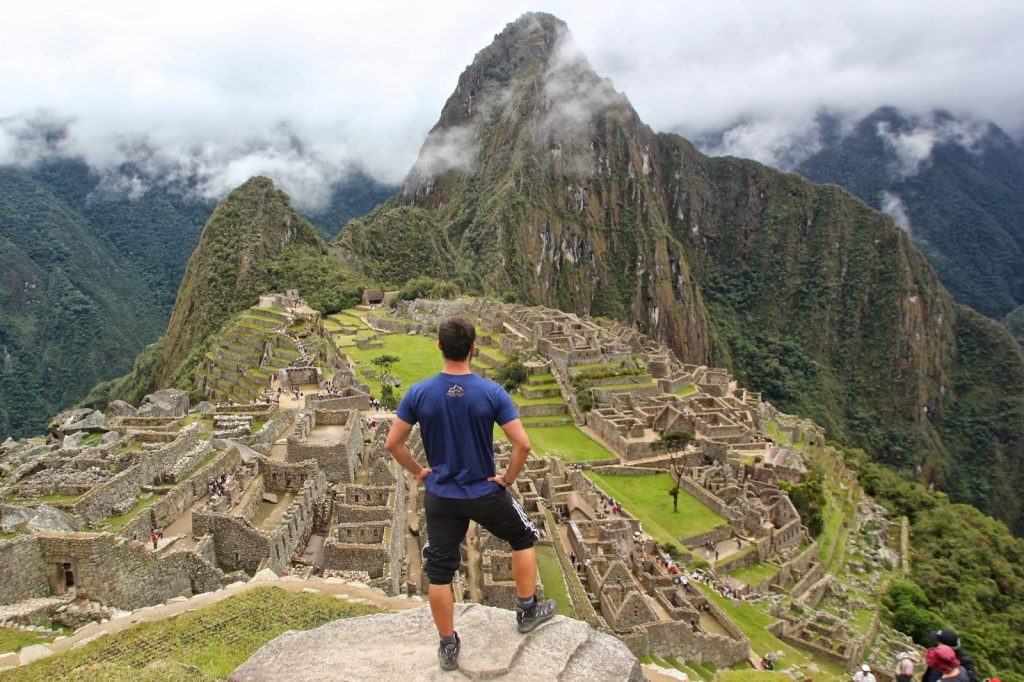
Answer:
[{"xmin": 447, "ymin": 384, "xmax": 465, "ymax": 398}]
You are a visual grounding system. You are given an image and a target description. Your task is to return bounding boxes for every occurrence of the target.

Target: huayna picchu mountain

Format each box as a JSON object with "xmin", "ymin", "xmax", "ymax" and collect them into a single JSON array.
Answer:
[
  {"xmin": 334, "ymin": 13, "xmax": 1024, "ymax": 531},
  {"xmin": 86, "ymin": 177, "xmax": 367, "ymax": 407}
]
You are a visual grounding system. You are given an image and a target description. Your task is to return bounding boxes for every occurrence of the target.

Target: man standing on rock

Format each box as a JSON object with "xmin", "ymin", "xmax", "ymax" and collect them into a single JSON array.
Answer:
[{"xmin": 386, "ymin": 315, "xmax": 555, "ymax": 672}]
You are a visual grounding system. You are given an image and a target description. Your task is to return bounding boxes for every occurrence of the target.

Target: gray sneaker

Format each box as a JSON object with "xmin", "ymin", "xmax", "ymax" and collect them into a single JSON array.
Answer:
[
  {"xmin": 438, "ymin": 634, "xmax": 460, "ymax": 671},
  {"xmin": 516, "ymin": 599, "xmax": 556, "ymax": 633}
]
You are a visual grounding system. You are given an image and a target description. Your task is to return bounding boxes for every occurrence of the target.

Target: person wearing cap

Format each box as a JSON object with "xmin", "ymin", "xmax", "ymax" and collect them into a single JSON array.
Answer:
[
  {"xmin": 923, "ymin": 644, "xmax": 969, "ymax": 682},
  {"xmin": 854, "ymin": 663, "xmax": 877, "ymax": 682},
  {"xmin": 922, "ymin": 630, "xmax": 978, "ymax": 682}
]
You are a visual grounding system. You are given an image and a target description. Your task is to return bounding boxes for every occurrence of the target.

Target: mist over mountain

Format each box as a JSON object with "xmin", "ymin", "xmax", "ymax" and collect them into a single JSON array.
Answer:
[
  {"xmin": 696, "ymin": 108, "xmax": 1024, "ymax": 322},
  {"xmin": 0, "ymin": 120, "xmax": 393, "ymax": 437}
]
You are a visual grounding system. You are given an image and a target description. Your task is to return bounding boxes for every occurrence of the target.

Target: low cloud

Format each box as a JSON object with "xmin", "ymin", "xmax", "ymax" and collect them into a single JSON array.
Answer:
[
  {"xmin": 2, "ymin": 2, "xmax": 1022, "ymax": 197},
  {"xmin": 880, "ymin": 191, "xmax": 912, "ymax": 234},
  {"xmin": 2, "ymin": 112, "xmax": 371, "ymax": 212},
  {"xmin": 876, "ymin": 115, "xmax": 988, "ymax": 178},
  {"xmin": 694, "ymin": 113, "xmax": 835, "ymax": 170}
]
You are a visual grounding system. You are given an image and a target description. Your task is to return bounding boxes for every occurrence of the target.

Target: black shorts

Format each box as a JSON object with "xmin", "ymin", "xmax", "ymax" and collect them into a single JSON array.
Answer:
[{"xmin": 422, "ymin": 488, "xmax": 540, "ymax": 585}]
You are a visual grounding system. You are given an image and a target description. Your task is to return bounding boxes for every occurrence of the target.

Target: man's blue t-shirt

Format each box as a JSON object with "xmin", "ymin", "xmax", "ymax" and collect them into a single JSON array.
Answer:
[{"xmin": 396, "ymin": 372, "xmax": 518, "ymax": 499}]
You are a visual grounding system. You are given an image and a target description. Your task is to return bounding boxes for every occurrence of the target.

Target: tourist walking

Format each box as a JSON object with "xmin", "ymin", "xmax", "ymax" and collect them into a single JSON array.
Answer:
[
  {"xmin": 150, "ymin": 530, "xmax": 158, "ymax": 550},
  {"xmin": 386, "ymin": 316, "xmax": 555, "ymax": 672}
]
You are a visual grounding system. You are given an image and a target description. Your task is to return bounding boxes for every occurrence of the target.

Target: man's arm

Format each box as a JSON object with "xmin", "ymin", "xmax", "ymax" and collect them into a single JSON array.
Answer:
[
  {"xmin": 488, "ymin": 418, "xmax": 530, "ymax": 487},
  {"xmin": 385, "ymin": 417, "xmax": 430, "ymax": 484}
]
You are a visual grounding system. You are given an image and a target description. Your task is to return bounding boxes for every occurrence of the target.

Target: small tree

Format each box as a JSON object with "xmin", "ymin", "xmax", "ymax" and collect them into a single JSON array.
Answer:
[
  {"xmin": 380, "ymin": 384, "xmax": 400, "ymax": 411},
  {"xmin": 371, "ymin": 354, "xmax": 400, "ymax": 381},
  {"xmin": 668, "ymin": 485, "xmax": 680, "ymax": 513},
  {"xmin": 494, "ymin": 357, "xmax": 528, "ymax": 392}
]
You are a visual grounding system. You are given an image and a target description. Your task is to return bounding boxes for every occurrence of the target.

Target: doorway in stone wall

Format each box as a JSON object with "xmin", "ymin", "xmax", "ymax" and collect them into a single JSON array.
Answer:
[{"xmin": 63, "ymin": 562, "xmax": 74, "ymax": 588}]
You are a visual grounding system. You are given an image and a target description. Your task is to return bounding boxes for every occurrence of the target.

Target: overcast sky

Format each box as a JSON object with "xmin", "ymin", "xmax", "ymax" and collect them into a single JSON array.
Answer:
[{"xmin": 3, "ymin": 0, "xmax": 1022, "ymax": 203}]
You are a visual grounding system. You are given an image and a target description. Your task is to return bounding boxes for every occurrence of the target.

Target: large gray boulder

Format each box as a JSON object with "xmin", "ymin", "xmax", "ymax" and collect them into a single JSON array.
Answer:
[
  {"xmin": 64, "ymin": 410, "xmax": 110, "ymax": 434},
  {"xmin": 229, "ymin": 603, "xmax": 644, "ymax": 681},
  {"xmin": 107, "ymin": 400, "xmax": 138, "ymax": 418},
  {"xmin": 48, "ymin": 408, "xmax": 93, "ymax": 439},
  {"xmin": 138, "ymin": 389, "xmax": 190, "ymax": 417},
  {"xmin": 2, "ymin": 504, "xmax": 80, "ymax": 533}
]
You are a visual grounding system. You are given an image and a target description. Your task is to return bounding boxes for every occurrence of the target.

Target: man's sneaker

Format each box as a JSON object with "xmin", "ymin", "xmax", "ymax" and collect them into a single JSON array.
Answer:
[
  {"xmin": 438, "ymin": 634, "xmax": 460, "ymax": 671},
  {"xmin": 516, "ymin": 598, "xmax": 556, "ymax": 633}
]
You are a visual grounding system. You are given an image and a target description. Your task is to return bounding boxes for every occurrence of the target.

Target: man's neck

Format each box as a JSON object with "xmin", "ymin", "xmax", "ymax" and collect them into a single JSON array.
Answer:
[{"xmin": 441, "ymin": 359, "xmax": 473, "ymax": 375}]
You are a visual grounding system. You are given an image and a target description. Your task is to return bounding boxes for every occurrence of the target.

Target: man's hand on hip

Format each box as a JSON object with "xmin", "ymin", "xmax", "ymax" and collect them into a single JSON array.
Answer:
[
  {"xmin": 487, "ymin": 474, "xmax": 510, "ymax": 488},
  {"xmin": 415, "ymin": 467, "xmax": 432, "ymax": 484}
]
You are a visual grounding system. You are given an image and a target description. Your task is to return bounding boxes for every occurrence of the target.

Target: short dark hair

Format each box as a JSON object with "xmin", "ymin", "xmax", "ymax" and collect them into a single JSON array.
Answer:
[{"xmin": 438, "ymin": 316, "xmax": 476, "ymax": 361}]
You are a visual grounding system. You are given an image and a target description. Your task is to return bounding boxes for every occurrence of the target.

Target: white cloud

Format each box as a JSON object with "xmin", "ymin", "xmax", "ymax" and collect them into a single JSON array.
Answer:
[
  {"xmin": 880, "ymin": 191, "xmax": 912, "ymax": 233},
  {"xmin": 1, "ymin": 0, "xmax": 1022, "ymax": 193},
  {"xmin": 876, "ymin": 115, "xmax": 989, "ymax": 178}
]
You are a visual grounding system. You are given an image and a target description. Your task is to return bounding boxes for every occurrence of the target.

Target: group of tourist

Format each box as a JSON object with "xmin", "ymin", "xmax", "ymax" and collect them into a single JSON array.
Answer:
[
  {"xmin": 207, "ymin": 472, "xmax": 231, "ymax": 499},
  {"xmin": 704, "ymin": 538, "xmax": 720, "ymax": 561},
  {"xmin": 841, "ymin": 629, "xmax": 988, "ymax": 682},
  {"xmin": 597, "ymin": 492, "xmax": 621, "ymax": 516}
]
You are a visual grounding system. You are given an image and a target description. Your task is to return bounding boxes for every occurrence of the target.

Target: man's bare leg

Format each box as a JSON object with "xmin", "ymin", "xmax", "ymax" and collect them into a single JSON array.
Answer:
[
  {"xmin": 511, "ymin": 547, "xmax": 538, "ymax": 598},
  {"xmin": 428, "ymin": 583, "xmax": 455, "ymax": 637}
]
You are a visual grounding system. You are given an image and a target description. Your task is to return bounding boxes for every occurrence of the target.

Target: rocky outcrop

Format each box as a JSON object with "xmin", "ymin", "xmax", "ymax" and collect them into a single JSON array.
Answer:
[
  {"xmin": 229, "ymin": 603, "xmax": 644, "ymax": 681},
  {"xmin": 138, "ymin": 389, "xmax": 189, "ymax": 418}
]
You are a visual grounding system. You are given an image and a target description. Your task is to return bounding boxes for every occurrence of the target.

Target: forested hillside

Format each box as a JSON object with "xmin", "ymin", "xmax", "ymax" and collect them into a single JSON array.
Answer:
[{"xmin": 795, "ymin": 108, "xmax": 1024, "ymax": 320}]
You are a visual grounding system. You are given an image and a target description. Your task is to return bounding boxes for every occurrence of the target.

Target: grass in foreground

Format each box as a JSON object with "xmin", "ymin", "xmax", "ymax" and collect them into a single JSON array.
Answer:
[
  {"xmin": 584, "ymin": 471, "xmax": 726, "ymax": 543},
  {"xmin": 0, "ymin": 627, "xmax": 58, "ymax": 654},
  {"xmin": 536, "ymin": 544, "xmax": 574, "ymax": 617},
  {"xmin": 4, "ymin": 586, "xmax": 379, "ymax": 681}
]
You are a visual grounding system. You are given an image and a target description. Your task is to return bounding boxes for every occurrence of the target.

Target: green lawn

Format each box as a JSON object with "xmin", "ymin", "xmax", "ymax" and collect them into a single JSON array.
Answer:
[
  {"xmin": 698, "ymin": 584, "xmax": 846, "ymax": 680},
  {"xmin": 673, "ymin": 384, "xmax": 698, "ymax": 397},
  {"xmin": 511, "ymin": 394, "xmax": 566, "ymax": 406},
  {"xmin": 102, "ymin": 493, "xmax": 163, "ymax": 532},
  {"xmin": 0, "ymin": 626, "xmax": 58, "ymax": 653},
  {"xmin": 535, "ymin": 544, "xmax": 574, "ymax": 617},
  {"xmin": 728, "ymin": 561, "xmax": 781, "ymax": 586},
  {"xmin": 518, "ymin": 425, "xmax": 617, "ymax": 463},
  {"xmin": 341, "ymin": 333, "xmax": 442, "ymax": 397},
  {"xmin": 584, "ymin": 471, "xmax": 726, "ymax": 543},
  {"xmin": 714, "ymin": 672, "xmax": 792, "ymax": 682},
  {"xmin": 3, "ymin": 586, "xmax": 378, "ymax": 681}
]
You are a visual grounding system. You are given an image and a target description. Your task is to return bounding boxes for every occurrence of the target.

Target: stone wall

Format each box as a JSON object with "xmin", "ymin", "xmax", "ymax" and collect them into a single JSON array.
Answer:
[
  {"xmin": 195, "ymin": 470, "xmax": 326, "ymax": 574},
  {"xmin": 0, "ymin": 536, "xmax": 49, "ymax": 605},
  {"xmin": 637, "ymin": 620, "xmax": 749, "ymax": 667},
  {"xmin": 35, "ymin": 532, "xmax": 226, "ymax": 611},
  {"xmin": 115, "ymin": 446, "xmax": 243, "ymax": 544},
  {"xmin": 72, "ymin": 428, "xmax": 202, "ymax": 527},
  {"xmin": 262, "ymin": 459, "xmax": 319, "ymax": 492},
  {"xmin": 191, "ymin": 513, "xmax": 268, "ymax": 573}
]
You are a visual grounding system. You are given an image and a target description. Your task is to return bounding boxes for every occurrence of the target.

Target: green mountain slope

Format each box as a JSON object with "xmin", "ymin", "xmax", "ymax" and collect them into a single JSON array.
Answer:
[
  {"xmin": 332, "ymin": 12, "xmax": 1024, "ymax": 532},
  {"xmin": 796, "ymin": 108, "xmax": 1024, "ymax": 320},
  {"xmin": 0, "ymin": 167, "xmax": 159, "ymax": 437},
  {"xmin": 126, "ymin": 176, "xmax": 366, "ymax": 396}
]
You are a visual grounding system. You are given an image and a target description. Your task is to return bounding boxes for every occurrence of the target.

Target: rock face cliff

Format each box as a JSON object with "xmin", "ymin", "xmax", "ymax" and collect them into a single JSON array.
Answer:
[{"xmin": 334, "ymin": 13, "xmax": 1024, "ymax": 531}]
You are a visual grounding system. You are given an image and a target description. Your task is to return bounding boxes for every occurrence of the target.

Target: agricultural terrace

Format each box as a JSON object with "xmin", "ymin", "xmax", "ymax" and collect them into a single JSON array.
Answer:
[{"xmin": 584, "ymin": 471, "xmax": 726, "ymax": 547}]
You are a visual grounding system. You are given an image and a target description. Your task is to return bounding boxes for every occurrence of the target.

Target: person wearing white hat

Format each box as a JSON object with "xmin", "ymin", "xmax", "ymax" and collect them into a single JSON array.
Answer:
[{"xmin": 853, "ymin": 664, "xmax": 877, "ymax": 682}]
